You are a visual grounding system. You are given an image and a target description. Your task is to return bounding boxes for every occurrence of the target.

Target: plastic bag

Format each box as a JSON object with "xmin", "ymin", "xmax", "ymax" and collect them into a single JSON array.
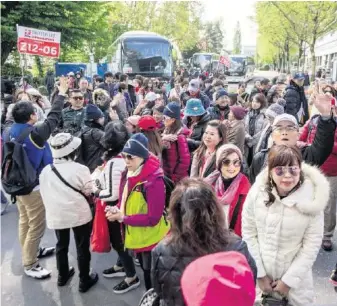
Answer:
[{"xmin": 91, "ymin": 198, "xmax": 111, "ymax": 253}]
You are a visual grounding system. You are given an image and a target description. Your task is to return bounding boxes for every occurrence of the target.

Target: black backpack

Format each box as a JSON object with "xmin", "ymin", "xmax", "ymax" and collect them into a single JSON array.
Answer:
[{"xmin": 1, "ymin": 127, "xmax": 38, "ymax": 197}]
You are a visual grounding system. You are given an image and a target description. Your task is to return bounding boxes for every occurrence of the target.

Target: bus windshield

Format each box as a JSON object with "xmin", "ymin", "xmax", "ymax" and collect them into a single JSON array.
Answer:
[
  {"xmin": 122, "ymin": 40, "xmax": 172, "ymax": 75},
  {"xmin": 192, "ymin": 54, "xmax": 212, "ymax": 70}
]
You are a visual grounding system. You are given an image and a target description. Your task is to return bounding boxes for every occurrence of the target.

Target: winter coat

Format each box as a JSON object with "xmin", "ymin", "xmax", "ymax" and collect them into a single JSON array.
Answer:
[
  {"xmin": 242, "ymin": 163, "xmax": 329, "ymax": 306},
  {"xmin": 162, "ymin": 128, "xmax": 191, "ymax": 183},
  {"xmin": 151, "ymin": 233, "xmax": 257, "ymax": 306},
  {"xmin": 190, "ymin": 151, "xmax": 216, "ymax": 178},
  {"xmin": 59, "ymin": 106, "xmax": 86, "ymax": 135},
  {"xmin": 227, "ymin": 119, "xmax": 246, "ymax": 154},
  {"xmin": 284, "ymin": 80, "xmax": 309, "ymax": 123},
  {"xmin": 76, "ymin": 122, "xmax": 105, "ymax": 173},
  {"xmin": 180, "ymin": 90, "xmax": 210, "ymax": 109},
  {"xmin": 118, "ymin": 155, "xmax": 170, "ymax": 251},
  {"xmin": 207, "ymin": 104, "xmax": 230, "ymax": 121},
  {"xmin": 98, "ymin": 82, "xmax": 115, "ymax": 98},
  {"xmin": 244, "ymin": 109, "xmax": 268, "ymax": 158},
  {"xmin": 249, "ymin": 116, "xmax": 336, "ymax": 183},
  {"xmin": 255, "ymin": 122, "xmax": 272, "ymax": 153},
  {"xmin": 299, "ymin": 114, "xmax": 337, "ymax": 176},
  {"xmin": 184, "ymin": 112, "xmax": 211, "ymax": 152},
  {"xmin": 40, "ymin": 159, "xmax": 93, "ymax": 230},
  {"xmin": 92, "ymin": 155, "xmax": 125, "ymax": 203}
]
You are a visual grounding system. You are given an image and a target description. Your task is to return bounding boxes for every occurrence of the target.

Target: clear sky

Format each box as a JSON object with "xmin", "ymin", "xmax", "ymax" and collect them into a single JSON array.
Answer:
[{"xmin": 202, "ymin": 0, "xmax": 258, "ymax": 48}]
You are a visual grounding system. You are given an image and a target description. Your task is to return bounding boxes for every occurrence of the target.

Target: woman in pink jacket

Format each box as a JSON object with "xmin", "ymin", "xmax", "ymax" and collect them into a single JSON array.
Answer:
[{"xmin": 162, "ymin": 102, "xmax": 191, "ymax": 183}]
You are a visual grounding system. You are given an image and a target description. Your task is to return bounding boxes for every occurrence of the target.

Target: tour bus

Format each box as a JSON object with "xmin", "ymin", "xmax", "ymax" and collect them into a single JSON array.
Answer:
[
  {"xmin": 105, "ymin": 31, "xmax": 174, "ymax": 78},
  {"xmin": 226, "ymin": 54, "xmax": 255, "ymax": 77},
  {"xmin": 190, "ymin": 53, "xmax": 220, "ymax": 73}
]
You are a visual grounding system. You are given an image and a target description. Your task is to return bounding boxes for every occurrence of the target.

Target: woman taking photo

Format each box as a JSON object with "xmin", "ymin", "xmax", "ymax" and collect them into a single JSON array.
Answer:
[
  {"xmin": 162, "ymin": 102, "xmax": 190, "ymax": 183},
  {"xmin": 106, "ymin": 133, "xmax": 170, "ymax": 291},
  {"xmin": 190, "ymin": 120, "xmax": 227, "ymax": 178},
  {"xmin": 242, "ymin": 145, "xmax": 329, "ymax": 306},
  {"xmin": 205, "ymin": 144, "xmax": 250, "ymax": 237},
  {"xmin": 151, "ymin": 178, "xmax": 257, "ymax": 306}
]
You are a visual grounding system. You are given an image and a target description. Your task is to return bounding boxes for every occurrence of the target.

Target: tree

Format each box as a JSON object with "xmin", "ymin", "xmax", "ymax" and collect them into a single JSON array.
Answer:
[
  {"xmin": 203, "ymin": 19, "xmax": 225, "ymax": 54},
  {"xmin": 1, "ymin": 1, "xmax": 102, "ymax": 65},
  {"xmin": 233, "ymin": 21, "xmax": 242, "ymax": 54}
]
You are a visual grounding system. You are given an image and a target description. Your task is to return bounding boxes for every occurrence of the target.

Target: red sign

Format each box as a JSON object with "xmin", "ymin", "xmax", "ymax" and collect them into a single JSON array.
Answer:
[
  {"xmin": 219, "ymin": 55, "xmax": 230, "ymax": 68},
  {"xmin": 17, "ymin": 26, "xmax": 61, "ymax": 58}
]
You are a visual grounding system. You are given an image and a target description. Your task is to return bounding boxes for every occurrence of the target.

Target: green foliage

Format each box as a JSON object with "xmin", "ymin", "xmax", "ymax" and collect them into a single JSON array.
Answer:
[
  {"xmin": 233, "ymin": 21, "xmax": 242, "ymax": 54},
  {"xmin": 203, "ymin": 20, "xmax": 225, "ymax": 54}
]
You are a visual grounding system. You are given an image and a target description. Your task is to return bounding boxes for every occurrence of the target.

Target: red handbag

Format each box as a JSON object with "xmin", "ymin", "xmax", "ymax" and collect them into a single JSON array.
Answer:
[{"xmin": 91, "ymin": 199, "xmax": 111, "ymax": 253}]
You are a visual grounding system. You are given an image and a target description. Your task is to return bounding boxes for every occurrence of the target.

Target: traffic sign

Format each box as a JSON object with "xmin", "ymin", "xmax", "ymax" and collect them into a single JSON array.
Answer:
[{"xmin": 17, "ymin": 25, "xmax": 61, "ymax": 58}]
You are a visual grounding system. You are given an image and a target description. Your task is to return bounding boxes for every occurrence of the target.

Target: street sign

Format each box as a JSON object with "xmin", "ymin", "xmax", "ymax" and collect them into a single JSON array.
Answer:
[
  {"xmin": 219, "ymin": 55, "xmax": 230, "ymax": 68},
  {"xmin": 17, "ymin": 25, "xmax": 61, "ymax": 58}
]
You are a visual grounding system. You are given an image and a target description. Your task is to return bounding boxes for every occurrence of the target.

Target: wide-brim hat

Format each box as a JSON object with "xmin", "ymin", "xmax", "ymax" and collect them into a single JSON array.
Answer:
[
  {"xmin": 184, "ymin": 98, "xmax": 206, "ymax": 117},
  {"xmin": 50, "ymin": 133, "xmax": 82, "ymax": 159}
]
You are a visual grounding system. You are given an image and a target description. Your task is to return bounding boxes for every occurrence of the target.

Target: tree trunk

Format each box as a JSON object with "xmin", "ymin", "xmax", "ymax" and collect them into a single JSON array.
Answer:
[
  {"xmin": 1, "ymin": 42, "xmax": 16, "ymax": 66},
  {"xmin": 310, "ymin": 44, "xmax": 316, "ymax": 81}
]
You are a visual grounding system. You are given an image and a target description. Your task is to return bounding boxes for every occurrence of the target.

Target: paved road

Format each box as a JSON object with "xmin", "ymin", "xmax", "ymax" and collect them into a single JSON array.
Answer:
[{"xmin": 2, "ymin": 204, "xmax": 337, "ymax": 306}]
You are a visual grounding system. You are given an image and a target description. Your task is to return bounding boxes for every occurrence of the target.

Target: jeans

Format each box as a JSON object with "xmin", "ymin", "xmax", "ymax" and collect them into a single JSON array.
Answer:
[
  {"xmin": 55, "ymin": 222, "xmax": 91, "ymax": 282},
  {"xmin": 323, "ymin": 176, "xmax": 337, "ymax": 241},
  {"xmin": 17, "ymin": 190, "xmax": 46, "ymax": 269},
  {"xmin": 108, "ymin": 220, "xmax": 136, "ymax": 278},
  {"xmin": 137, "ymin": 251, "xmax": 152, "ymax": 290}
]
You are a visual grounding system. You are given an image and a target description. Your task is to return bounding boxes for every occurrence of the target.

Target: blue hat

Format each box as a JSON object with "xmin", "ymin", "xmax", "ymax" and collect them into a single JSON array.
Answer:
[
  {"xmin": 292, "ymin": 72, "xmax": 305, "ymax": 80},
  {"xmin": 164, "ymin": 102, "xmax": 181, "ymax": 120},
  {"xmin": 216, "ymin": 89, "xmax": 229, "ymax": 101},
  {"xmin": 85, "ymin": 104, "xmax": 104, "ymax": 121},
  {"xmin": 184, "ymin": 99, "xmax": 206, "ymax": 117},
  {"xmin": 122, "ymin": 133, "xmax": 149, "ymax": 159}
]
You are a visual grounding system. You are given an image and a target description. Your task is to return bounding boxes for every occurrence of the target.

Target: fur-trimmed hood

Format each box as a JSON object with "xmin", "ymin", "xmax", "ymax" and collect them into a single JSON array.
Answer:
[{"xmin": 255, "ymin": 162, "xmax": 329, "ymax": 215}]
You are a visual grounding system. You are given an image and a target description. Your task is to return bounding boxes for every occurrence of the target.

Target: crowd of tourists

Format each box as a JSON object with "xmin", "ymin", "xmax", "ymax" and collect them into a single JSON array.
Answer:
[{"xmin": 1, "ymin": 69, "xmax": 337, "ymax": 306}]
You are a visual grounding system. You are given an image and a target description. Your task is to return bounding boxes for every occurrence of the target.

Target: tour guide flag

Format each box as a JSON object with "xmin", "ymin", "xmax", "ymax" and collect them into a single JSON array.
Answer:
[{"xmin": 17, "ymin": 25, "xmax": 61, "ymax": 58}]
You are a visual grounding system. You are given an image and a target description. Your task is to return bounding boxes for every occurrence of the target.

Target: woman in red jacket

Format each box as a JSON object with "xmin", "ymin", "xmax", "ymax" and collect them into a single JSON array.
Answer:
[
  {"xmin": 205, "ymin": 144, "xmax": 251, "ymax": 237},
  {"xmin": 162, "ymin": 102, "xmax": 191, "ymax": 183}
]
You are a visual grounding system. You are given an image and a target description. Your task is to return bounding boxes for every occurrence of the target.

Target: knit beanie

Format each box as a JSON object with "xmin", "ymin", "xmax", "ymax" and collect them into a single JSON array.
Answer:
[
  {"xmin": 85, "ymin": 104, "xmax": 104, "ymax": 121},
  {"xmin": 127, "ymin": 115, "xmax": 141, "ymax": 127},
  {"xmin": 216, "ymin": 144, "xmax": 243, "ymax": 170},
  {"xmin": 122, "ymin": 133, "xmax": 149, "ymax": 159},
  {"xmin": 229, "ymin": 106, "xmax": 247, "ymax": 120},
  {"xmin": 163, "ymin": 102, "xmax": 181, "ymax": 120},
  {"xmin": 216, "ymin": 89, "xmax": 229, "ymax": 101},
  {"xmin": 265, "ymin": 102, "xmax": 284, "ymax": 119},
  {"xmin": 273, "ymin": 113, "xmax": 298, "ymax": 127},
  {"xmin": 138, "ymin": 115, "xmax": 157, "ymax": 131}
]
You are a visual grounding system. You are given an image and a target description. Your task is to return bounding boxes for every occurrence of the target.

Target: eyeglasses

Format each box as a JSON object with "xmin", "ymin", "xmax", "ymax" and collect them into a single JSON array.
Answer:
[
  {"xmin": 122, "ymin": 153, "xmax": 136, "ymax": 161},
  {"xmin": 273, "ymin": 166, "xmax": 300, "ymax": 177},
  {"xmin": 222, "ymin": 159, "xmax": 241, "ymax": 167},
  {"xmin": 323, "ymin": 90, "xmax": 332, "ymax": 94},
  {"xmin": 272, "ymin": 126, "xmax": 298, "ymax": 133},
  {"xmin": 72, "ymin": 96, "xmax": 84, "ymax": 101}
]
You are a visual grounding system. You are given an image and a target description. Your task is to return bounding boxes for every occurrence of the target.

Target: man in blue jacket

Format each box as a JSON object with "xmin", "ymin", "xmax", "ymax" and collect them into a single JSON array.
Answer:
[{"xmin": 7, "ymin": 77, "xmax": 68, "ymax": 279}]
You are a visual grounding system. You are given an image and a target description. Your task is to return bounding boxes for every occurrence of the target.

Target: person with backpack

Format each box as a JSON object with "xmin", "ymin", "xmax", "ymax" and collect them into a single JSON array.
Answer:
[
  {"xmin": 1, "ymin": 76, "xmax": 68, "ymax": 279},
  {"xmin": 105, "ymin": 133, "xmax": 170, "ymax": 291},
  {"xmin": 76, "ymin": 104, "xmax": 105, "ymax": 173}
]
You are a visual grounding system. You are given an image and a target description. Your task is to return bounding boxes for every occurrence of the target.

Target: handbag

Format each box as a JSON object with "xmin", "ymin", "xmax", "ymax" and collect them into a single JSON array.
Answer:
[
  {"xmin": 261, "ymin": 294, "xmax": 289, "ymax": 306},
  {"xmin": 138, "ymin": 288, "xmax": 160, "ymax": 306}
]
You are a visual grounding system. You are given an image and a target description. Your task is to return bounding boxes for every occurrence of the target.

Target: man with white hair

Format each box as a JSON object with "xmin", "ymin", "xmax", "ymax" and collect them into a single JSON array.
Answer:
[{"xmin": 79, "ymin": 78, "xmax": 93, "ymax": 105}]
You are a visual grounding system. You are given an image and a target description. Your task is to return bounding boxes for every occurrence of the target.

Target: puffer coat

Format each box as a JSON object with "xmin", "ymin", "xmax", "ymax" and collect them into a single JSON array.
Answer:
[
  {"xmin": 162, "ymin": 128, "xmax": 190, "ymax": 183},
  {"xmin": 151, "ymin": 233, "xmax": 257, "ymax": 306},
  {"xmin": 242, "ymin": 163, "xmax": 329, "ymax": 306}
]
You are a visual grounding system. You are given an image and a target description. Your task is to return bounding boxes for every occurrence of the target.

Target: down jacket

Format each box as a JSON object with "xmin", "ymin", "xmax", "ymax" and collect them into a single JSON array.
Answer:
[
  {"xmin": 162, "ymin": 128, "xmax": 190, "ymax": 183},
  {"xmin": 242, "ymin": 163, "xmax": 329, "ymax": 306},
  {"xmin": 299, "ymin": 114, "xmax": 337, "ymax": 177},
  {"xmin": 151, "ymin": 233, "xmax": 257, "ymax": 306}
]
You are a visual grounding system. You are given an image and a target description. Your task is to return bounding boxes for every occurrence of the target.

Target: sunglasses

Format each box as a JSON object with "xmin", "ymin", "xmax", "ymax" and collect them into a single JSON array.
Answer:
[
  {"xmin": 273, "ymin": 166, "xmax": 300, "ymax": 177},
  {"xmin": 323, "ymin": 90, "xmax": 332, "ymax": 94},
  {"xmin": 122, "ymin": 153, "xmax": 136, "ymax": 161},
  {"xmin": 222, "ymin": 159, "xmax": 241, "ymax": 167},
  {"xmin": 72, "ymin": 96, "xmax": 84, "ymax": 101}
]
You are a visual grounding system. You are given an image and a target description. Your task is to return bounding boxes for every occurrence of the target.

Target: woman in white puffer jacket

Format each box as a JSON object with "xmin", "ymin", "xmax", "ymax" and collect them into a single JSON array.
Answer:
[{"xmin": 242, "ymin": 145, "xmax": 329, "ymax": 306}]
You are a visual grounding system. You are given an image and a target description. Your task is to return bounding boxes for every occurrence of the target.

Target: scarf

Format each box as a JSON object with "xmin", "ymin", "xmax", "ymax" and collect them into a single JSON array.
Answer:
[
  {"xmin": 120, "ymin": 164, "xmax": 144, "ymax": 216},
  {"xmin": 206, "ymin": 171, "xmax": 244, "ymax": 206}
]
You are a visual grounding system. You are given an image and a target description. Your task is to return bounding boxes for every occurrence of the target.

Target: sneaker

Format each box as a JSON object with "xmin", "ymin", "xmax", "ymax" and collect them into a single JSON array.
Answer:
[
  {"xmin": 322, "ymin": 240, "xmax": 333, "ymax": 252},
  {"xmin": 330, "ymin": 269, "xmax": 337, "ymax": 286},
  {"xmin": 79, "ymin": 272, "xmax": 99, "ymax": 293},
  {"xmin": 24, "ymin": 263, "xmax": 51, "ymax": 279},
  {"xmin": 113, "ymin": 277, "xmax": 140, "ymax": 294},
  {"xmin": 103, "ymin": 266, "xmax": 126, "ymax": 278},
  {"xmin": 37, "ymin": 246, "xmax": 55, "ymax": 259},
  {"xmin": 58, "ymin": 266, "xmax": 75, "ymax": 286},
  {"xmin": 134, "ymin": 258, "xmax": 141, "ymax": 266}
]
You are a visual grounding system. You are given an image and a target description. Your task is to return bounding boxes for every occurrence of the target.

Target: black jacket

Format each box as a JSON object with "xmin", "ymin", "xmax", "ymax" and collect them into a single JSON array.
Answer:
[
  {"xmin": 249, "ymin": 116, "xmax": 336, "ymax": 183},
  {"xmin": 284, "ymin": 80, "xmax": 309, "ymax": 123},
  {"xmin": 207, "ymin": 104, "xmax": 230, "ymax": 121},
  {"xmin": 151, "ymin": 233, "xmax": 257, "ymax": 306},
  {"xmin": 184, "ymin": 112, "xmax": 211, "ymax": 152},
  {"xmin": 180, "ymin": 90, "xmax": 210, "ymax": 109},
  {"xmin": 76, "ymin": 122, "xmax": 105, "ymax": 173},
  {"xmin": 98, "ymin": 82, "xmax": 115, "ymax": 98}
]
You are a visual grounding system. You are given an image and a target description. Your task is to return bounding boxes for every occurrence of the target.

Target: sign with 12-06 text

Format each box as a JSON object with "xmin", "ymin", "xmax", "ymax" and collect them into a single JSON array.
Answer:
[{"xmin": 17, "ymin": 25, "xmax": 61, "ymax": 58}]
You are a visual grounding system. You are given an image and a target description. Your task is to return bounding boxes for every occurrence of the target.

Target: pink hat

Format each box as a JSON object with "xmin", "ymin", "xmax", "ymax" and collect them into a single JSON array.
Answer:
[
  {"xmin": 181, "ymin": 251, "xmax": 256, "ymax": 306},
  {"xmin": 127, "ymin": 115, "xmax": 141, "ymax": 127}
]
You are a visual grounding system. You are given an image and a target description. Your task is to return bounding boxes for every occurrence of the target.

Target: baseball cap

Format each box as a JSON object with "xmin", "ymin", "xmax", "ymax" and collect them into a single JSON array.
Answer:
[{"xmin": 292, "ymin": 72, "xmax": 305, "ymax": 80}]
